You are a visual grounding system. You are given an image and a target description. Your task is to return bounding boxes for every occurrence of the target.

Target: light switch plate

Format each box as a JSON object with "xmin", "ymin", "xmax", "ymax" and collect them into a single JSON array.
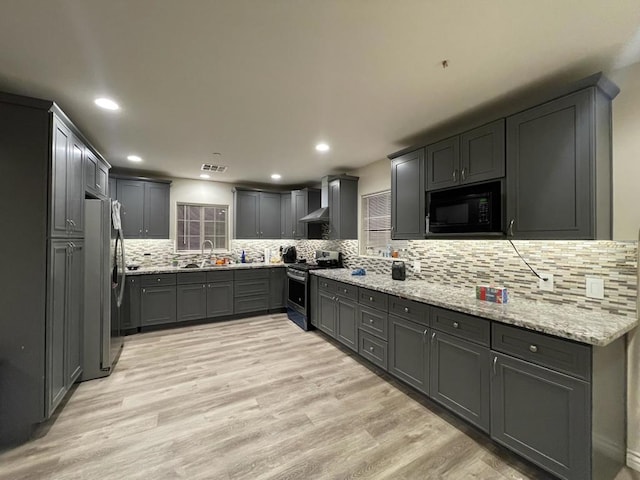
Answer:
[
  {"xmin": 413, "ymin": 260, "xmax": 421, "ymax": 273},
  {"xmin": 586, "ymin": 277, "xmax": 605, "ymax": 299},
  {"xmin": 538, "ymin": 273, "xmax": 554, "ymax": 292}
]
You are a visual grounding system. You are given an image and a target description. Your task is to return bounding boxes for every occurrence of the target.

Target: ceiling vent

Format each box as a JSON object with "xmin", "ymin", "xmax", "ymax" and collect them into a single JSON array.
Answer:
[{"xmin": 201, "ymin": 164, "xmax": 228, "ymax": 173}]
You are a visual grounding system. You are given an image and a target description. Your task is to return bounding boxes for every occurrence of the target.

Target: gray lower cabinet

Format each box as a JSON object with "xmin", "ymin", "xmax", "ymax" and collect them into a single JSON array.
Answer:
[
  {"xmin": 177, "ymin": 283, "xmax": 207, "ymax": 322},
  {"xmin": 388, "ymin": 315, "xmax": 430, "ymax": 395},
  {"xmin": 309, "ymin": 275, "xmax": 318, "ymax": 327},
  {"xmin": 430, "ymin": 331, "xmax": 490, "ymax": 432},
  {"xmin": 122, "ymin": 276, "xmax": 141, "ymax": 330},
  {"xmin": 491, "ymin": 352, "xmax": 590, "ymax": 480},
  {"xmin": 391, "ymin": 149, "xmax": 425, "ymax": 239},
  {"xmin": 269, "ymin": 268, "xmax": 286, "ymax": 309},
  {"xmin": 506, "ymin": 87, "xmax": 611, "ymax": 239},
  {"xmin": 47, "ymin": 240, "xmax": 84, "ymax": 416},
  {"xmin": 335, "ymin": 296, "xmax": 358, "ymax": 352},
  {"xmin": 234, "ymin": 270, "xmax": 269, "ymax": 314},
  {"xmin": 207, "ymin": 281, "xmax": 234, "ymax": 317},
  {"xmin": 140, "ymin": 285, "xmax": 177, "ymax": 326},
  {"xmin": 317, "ymin": 290, "xmax": 337, "ymax": 337}
]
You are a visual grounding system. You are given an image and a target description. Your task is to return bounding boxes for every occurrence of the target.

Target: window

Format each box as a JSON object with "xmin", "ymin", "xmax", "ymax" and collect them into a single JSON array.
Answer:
[
  {"xmin": 361, "ymin": 191, "xmax": 391, "ymax": 256},
  {"xmin": 176, "ymin": 203, "xmax": 228, "ymax": 252}
]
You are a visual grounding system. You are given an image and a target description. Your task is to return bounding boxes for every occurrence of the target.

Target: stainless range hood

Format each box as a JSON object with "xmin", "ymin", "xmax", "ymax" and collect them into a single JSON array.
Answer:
[{"xmin": 299, "ymin": 176, "xmax": 330, "ymax": 223}]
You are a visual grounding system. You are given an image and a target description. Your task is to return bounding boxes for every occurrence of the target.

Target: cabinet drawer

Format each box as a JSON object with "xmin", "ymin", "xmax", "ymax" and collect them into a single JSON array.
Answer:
[
  {"xmin": 318, "ymin": 278, "xmax": 336, "ymax": 293},
  {"xmin": 492, "ymin": 324, "xmax": 591, "ymax": 380},
  {"xmin": 177, "ymin": 272, "xmax": 207, "ymax": 284},
  {"xmin": 431, "ymin": 307, "xmax": 490, "ymax": 346},
  {"xmin": 388, "ymin": 296, "xmax": 429, "ymax": 326},
  {"xmin": 234, "ymin": 295, "xmax": 269, "ymax": 314},
  {"xmin": 235, "ymin": 279, "xmax": 269, "ymax": 297},
  {"xmin": 358, "ymin": 305, "xmax": 388, "ymax": 340},
  {"xmin": 359, "ymin": 288, "xmax": 388, "ymax": 311},
  {"xmin": 335, "ymin": 281, "xmax": 358, "ymax": 300},
  {"xmin": 359, "ymin": 330, "xmax": 388, "ymax": 370},
  {"xmin": 206, "ymin": 270, "xmax": 233, "ymax": 283},
  {"xmin": 235, "ymin": 269, "xmax": 268, "ymax": 281},
  {"xmin": 140, "ymin": 274, "xmax": 177, "ymax": 287}
]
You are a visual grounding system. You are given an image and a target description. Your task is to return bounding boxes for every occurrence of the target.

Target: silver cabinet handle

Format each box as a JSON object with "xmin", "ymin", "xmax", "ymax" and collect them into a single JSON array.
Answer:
[
  {"xmin": 493, "ymin": 356, "xmax": 498, "ymax": 375},
  {"xmin": 461, "ymin": 167, "xmax": 466, "ymax": 181},
  {"xmin": 369, "ymin": 318, "xmax": 374, "ymax": 324},
  {"xmin": 202, "ymin": 285, "xmax": 205, "ymax": 289},
  {"xmin": 343, "ymin": 289, "xmax": 348, "ymax": 293},
  {"xmin": 508, "ymin": 219, "xmax": 515, "ymax": 237},
  {"xmin": 139, "ymin": 229, "xmax": 142, "ymax": 233},
  {"xmin": 452, "ymin": 169, "xmax": 458, "ymax": 182},
  {"xmin": 404, "ymin": 307, "xmax": 409, "ymax": 313},
  {"xmin": 145, "ymin": 229, "xmax": 148, "ymax": 233},
  {"xmin": 529, "ymin": 345, "xmax": 538, "ymax": 353},
  {"xmin": 431, "ymin": 331, "xmax": 436, "ymax": 343},
  {"xmin": 453, "ymin": 322, "xmax": 459, "ymax": 329},
  {"xmin": 70, "ymin": 220, "xmax": 76, "ymax": 227},
  {"xmin": 369, "ymin": 346, "xmax": 374, "ymax": 352},
  {"xmin": 369, "ymin": 296, "xmax": 373, "ymax": 302},
  {"xmin": 157, "ymin": 278, "xmax": 161, "ymax": 282},
  {"xmin": 142, "ymin": 288, "xmax": 146, "ymax": 293}
]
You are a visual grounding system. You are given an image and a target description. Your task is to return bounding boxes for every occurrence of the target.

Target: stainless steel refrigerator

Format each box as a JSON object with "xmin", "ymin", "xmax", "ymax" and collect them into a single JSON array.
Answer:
[{"xmin": 82, "ymin": 198, "xmax": 125, "ymax": 380}]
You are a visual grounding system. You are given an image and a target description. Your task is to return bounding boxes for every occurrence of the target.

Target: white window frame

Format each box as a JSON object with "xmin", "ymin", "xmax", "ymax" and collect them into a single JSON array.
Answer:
[
  {"xmin": 175, "ymin": 202, "xmax": 229, "ymax": 253},
  {"xmin": 360, "ymin": 190, "xmax": 392, "ymax": 257}
]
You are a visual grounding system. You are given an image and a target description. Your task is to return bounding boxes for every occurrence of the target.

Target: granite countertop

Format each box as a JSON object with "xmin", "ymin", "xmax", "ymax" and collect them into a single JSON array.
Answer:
[
  {"xmin": 311, "ymin": 269, "xmax": 638, "ymax": 347},
  {"xmin": 126, "ymin": 263, "xmax": 285, "ymax": 275}
]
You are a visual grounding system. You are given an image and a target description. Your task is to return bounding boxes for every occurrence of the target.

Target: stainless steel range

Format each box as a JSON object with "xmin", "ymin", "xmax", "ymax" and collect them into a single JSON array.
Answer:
[{"xmin": 286, "ymin": 250, "xmax": 342, "ymax": 330}]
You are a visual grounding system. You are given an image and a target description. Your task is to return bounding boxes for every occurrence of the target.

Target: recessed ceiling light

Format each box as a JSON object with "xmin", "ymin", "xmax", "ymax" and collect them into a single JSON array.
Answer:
[
  {"xmin": 127, "ymin": 155, "xmax": 142, "ymax": 162},
  {"xmin": 315, "ymin": 143, "xmax": 330, "ymax": 152},
  {"xmin": 94, "ymin": 97, "xmax": 120, "ymax": 111},
  {"xmin": 271, "ymin": 174, "xmax": 282, "ymax": 180},
  {"xmin": 200, "ymin": 174, "xmax": 210, "ymax": 179}
]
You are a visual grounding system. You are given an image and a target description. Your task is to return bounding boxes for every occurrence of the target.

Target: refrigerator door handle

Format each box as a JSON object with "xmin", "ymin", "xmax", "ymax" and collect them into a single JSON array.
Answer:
[{"xmin": 116, "ymin": 228, "xmax": 126, "ymax": 307}]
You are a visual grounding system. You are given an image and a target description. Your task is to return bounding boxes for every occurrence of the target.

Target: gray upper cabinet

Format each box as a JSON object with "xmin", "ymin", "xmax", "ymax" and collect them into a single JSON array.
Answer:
[
  {"xmin": 426, "ymin": 120, "xmax": 505, "ymax": 191},
  {"xmin": 84, "ymin": 148, "xmax": 109, "ymax": 197},
  {"xmin": 234, "ymin": 190, "xmax": 282, "ymax": 239},
  {"xmin": 114, "ymin": 178, "xmax": 170, "ymax": 239},
  {"xmin": 280, "ymin": 193, "xmax": 292, "ymax": 238},
  {"xmin": 388, "ymin": 314, "xmax": 430, "ymax": 394},
  {"xmin": 328, "ymin": 175, "xmax": 359, "ymax": 240},
  {"xmin": 506, "ymin": 88, "xmax": 611, "ymax": 239},
  {"xmin": 426, "ymin": 136, "xmax": 460, "ymax": 191},
  {"xmin": 292, "ymin": 188, "xmax": 322, "ymax": 239},
  {"xmin": 51, "ymin": 116, "xmax": 84, "ymax": 238},
  {"xmin": 391, "ymin": 149, "xmax": 425, "ymax": 239},
  {"xmin": 491, "ymin": 352, "xmax": 590, "ymax": 480},
  {"xmin": 461, "ymin": 119, "xmax": 505, "ymax": 184}
]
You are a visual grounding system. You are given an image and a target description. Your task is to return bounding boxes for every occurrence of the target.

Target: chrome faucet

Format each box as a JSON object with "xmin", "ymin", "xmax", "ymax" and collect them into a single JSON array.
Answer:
[{"xmin": 200, "ymin": 240, "xmax": 214, "ymax": 268}]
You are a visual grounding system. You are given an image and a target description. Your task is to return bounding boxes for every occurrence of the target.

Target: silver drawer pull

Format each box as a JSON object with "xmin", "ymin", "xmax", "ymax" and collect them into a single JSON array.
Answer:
[
  {"xmin": 343, "ymin": 289, "xmax": 348, "ymax": 293},
  {"xmin": 369, "ymin": 296, "xmax": 373, "ymax": 301},
  {"xmin": 157, "ymin": 278, "xmax": 161, "ymax": 282},
  {"xmin": 529, "ymin": 345, "xmax": 538, "ymax": 353},
  {"xmin": 369, "ymin": 346, "xmax": 374, "ymax": 352},
  {"xmin": 369, "ymin": 318, "xmax": 374, "ymax": 323},
  {"xmin": 404, "ymin": 307, "xmax": 409, "ymax": 313},
  {"xmin": 453, "ymin": 322, "xmax": 459, "ymax": 329}
]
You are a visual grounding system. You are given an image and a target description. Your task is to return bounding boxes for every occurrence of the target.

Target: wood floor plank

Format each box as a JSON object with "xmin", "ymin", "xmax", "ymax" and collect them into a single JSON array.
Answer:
[{"xmin": 0, "ymin": 314, "xmax": 636, "ymax": 480}]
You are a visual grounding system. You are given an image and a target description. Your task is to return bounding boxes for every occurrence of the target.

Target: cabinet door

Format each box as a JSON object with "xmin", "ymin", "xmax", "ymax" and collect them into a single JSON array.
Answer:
[
  {"xmin": 291, "ymin": 190, "xmax": 308, "ymax": 240},
  {"xmin": 84, "ymin": 149, "xmax": 98, "ymax": 195},
  {"xmin": 388, "ymin": 315, "xmax": 429, "ymax": 394},
  {"xmin": 122, "ymin": 276, "xmax": 141, "ymax": 329},
  {"xmin": 235, "ymin": 191, "xmax": 260, "ymax": 239},
  {"xmin": 207, "ymin": 281, "xmax": 234, "ymax": 317},
  {"xmin": 96, "ymin": 161, "xmax": 108, "ymax": 197},
  {"xmin": 506, "ymin": 89, "xmax": 593, "ymax": 239},
  {"xmin": 328, "ymin": 180, "xmax": 341, "ymax": 240},
  {"xmin": 177, "ymin": 284, "xmax": 207, "ymax": 322},
  {"xmin": 491, "ymin": 353, "xmax": 590, "ymax": 480},
  {"xmin": 317, "ymin": 290, "xmax": 336, "ymax": 337},
  {"xmin": 47, "ymin": 242, "xmax": 69, "ymax": 415},
  {"xmin": 66, "ymin": 242, "xmax": 84, "ymax": 387},
  {"xmin": 336, "ymin": 297, "xmax": 357, "ymax": 352},
  {"xmin": 269, "ymin": 268, "xmax": 286, "ymax": 309},
  {"xmin": 144, "ymin": 182, "xmax": 170, "ymax": 238},
  {"xmin": 51, "ymin": 117, "xmax": 70, "ymax": 237},
  {"xmin": 461, "ymin": 119, "xmax": 505, "ymax": 184},
  {"xmin": 67, "ymin": 137, "xmax": 84, "ymax": 235},
  {"xmin": 140, "ymin": 286, "xmax": 176, "ymax": 326},
  {"xmin": 426, "ymin": 136, "xmax": 460, "ymax": 191},
  {"xmin": 280, "ymin": 193, "xmax": 292, "ymax": 238},
  {"xmin": 391, "ymin": 149, "xmax": 425, "ymax": 239},
  {"xmin": 259, "ymin": 192, "xmax": 281, "ymax": 239},
  {"xmin": 430, "ymin": 331, "xmax": 490, "ymax": 432},
  {"xmin": 117, "ymin": 179, "xmax": 145, "ymax": 238}
]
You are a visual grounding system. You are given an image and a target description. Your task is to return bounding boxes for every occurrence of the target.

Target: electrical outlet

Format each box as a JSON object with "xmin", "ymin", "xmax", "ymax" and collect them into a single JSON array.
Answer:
[
  {"xmin": 413, "ymin": 260, "xmax": 421, "ymax": 273},
  {"xmin": 586, "ymin": 277, "xmax": 604, "ymax": 299},
  {"xmin": 538, "ymin": 273, "xmax": 554, "ymax": 292}
]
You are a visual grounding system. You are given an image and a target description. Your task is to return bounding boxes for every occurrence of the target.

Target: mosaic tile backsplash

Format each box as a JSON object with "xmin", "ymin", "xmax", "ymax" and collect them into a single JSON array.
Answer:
[{"xmin": 125, "ymin": 238, "xmax": 637, "ymax": 318}]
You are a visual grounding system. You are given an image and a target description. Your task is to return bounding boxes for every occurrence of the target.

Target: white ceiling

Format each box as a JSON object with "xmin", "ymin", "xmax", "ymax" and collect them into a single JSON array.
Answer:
[{"xmin": 1, "ymin": 0, "xmax": 639, "ymax": 185}]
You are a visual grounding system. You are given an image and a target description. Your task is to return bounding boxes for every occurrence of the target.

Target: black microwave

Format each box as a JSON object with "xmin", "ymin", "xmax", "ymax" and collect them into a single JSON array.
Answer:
[{"xmin": 426, "ymin": 181, "xmax": 503, "ymax": 235}]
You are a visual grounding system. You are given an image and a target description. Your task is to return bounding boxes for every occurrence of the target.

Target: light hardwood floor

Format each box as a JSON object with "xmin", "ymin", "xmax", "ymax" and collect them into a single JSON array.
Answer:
[{"xmin": 1, "ymin": 314, "xmax": 638, "ymax": 480}]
